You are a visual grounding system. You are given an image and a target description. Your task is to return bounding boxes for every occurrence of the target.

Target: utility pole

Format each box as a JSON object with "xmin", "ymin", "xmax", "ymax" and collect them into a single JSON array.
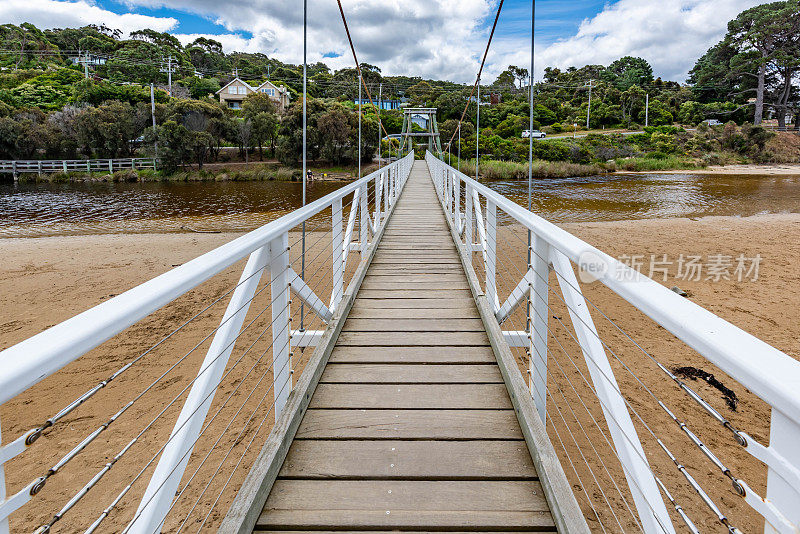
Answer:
[
  {"xmin": 377, "ymin": 83, "xmax": 383, "ymax": 168},
  {"xmin": 167, "ymin": 55, "xmax": 172, "ymax": 97},
  {"xmin": 150, "ymin": 83, "xmax": 158, "ymax": 161},
  {"xmin": 267, "ymin": 65, "xmax": 270, "ymax": 80},
  {"xmin": 83, "ymin": 51, "xmax": 89, "ymax": 79},
  {"xmin": 645, "ymin": 93, "xmax": 649, "ymax": 127},
  {"xmin": 475, "ymin": 76, "xmax": 480, "ymax": 181},
  {"xmin": 586, "ymin": 79, "xmax": 593, "ymax": 130}
]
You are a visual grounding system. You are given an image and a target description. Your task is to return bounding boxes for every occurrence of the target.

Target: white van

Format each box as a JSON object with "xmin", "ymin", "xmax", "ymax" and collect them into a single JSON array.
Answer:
[{"xmin": 522, "ymin": 130, "xmax": 546, "ymax": 139}]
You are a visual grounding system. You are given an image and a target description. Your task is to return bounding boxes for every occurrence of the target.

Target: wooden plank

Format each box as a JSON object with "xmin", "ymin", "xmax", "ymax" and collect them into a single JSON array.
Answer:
[
  {"xmin": 309, "ymin": 384, "xmax": 513, "ymax": 409},
  {"xmin": 295, "ymin": 409, "xmax": 524, "ymax": 439},
  {"xmin": 356, "ymin": 289, "xmax": 473, "ymax": 298},
  {"xmin": 328, "ymin": 346, "xmax": 495, "ymax": 364},
  {"xmin": 342, "ymin": 318, "xmax": 484, "ymax": 331},
  {"xmin": 347, "ymin": 307, "xmax": 480, "ymax": 319},
  {"xmin": 363, "ymin": 273, "xmax": 467, "ymax": 281},
  {"xmin": 277, "ymin": 440, "xmax": 537, "ymax": 479},
  {"xmin": 366, "ymin": 265, "xmax": 466, "ymax": 274},
  {"xmin": 321, "ymin": 363, "xmax": 502, "ymax": 383},
  {"xmin": 370, "ymin": 260, "xmax": 462, "ymax": 267},
  {"xmin": 351, "ymin": 298, "xmax": 476, "ymax": 309},
  {"xmin": 359, "ymin": 280, "xmax": 469, "ymax": 290},
  {"xmin": 257, "ymin": 480, "xmax": 553, "ymax": 530},
  {"xmin": 337, "ymin": 332, "xmax": 489, "ymax": 346}
]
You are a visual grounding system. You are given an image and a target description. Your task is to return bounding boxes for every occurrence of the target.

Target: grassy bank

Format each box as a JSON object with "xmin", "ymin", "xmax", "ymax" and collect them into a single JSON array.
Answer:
[
  {"xmin": 453, "ymin": 157, "xmax": 610, "ymax": 179},
  {"xmin": 613, "ymin": 156, "xmax": 705, "ymax": 172},
  {"xmin": 9, "ymin": 161, "xmax": 380, "ymax": 184}
]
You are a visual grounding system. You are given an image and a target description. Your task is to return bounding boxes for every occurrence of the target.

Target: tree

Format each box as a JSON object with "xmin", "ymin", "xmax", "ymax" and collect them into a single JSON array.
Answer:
[
  {"xmin": 604, "ymin": 57, "xmax": 654, "ymax": 91},
  {"xmin": 701, "ymin": 1, "xmax": 800, "ymax": 124}
]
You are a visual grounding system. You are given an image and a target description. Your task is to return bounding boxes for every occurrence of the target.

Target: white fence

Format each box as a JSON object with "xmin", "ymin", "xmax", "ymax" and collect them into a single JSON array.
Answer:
[
  {"xmin": 0, "ymin": 158, "xmax": 156, "ymax": 177},
  {"xmin": 0, "ymin": 152, "xmax": 413, "ymax": 533},
  {"xmin": 426, "ymin": 151, "xmax": 800, "ymax": 534}
]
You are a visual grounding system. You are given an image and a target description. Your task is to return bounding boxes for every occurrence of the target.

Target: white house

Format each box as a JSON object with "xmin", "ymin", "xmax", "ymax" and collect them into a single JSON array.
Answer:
[{"xmin": 216, "ymin": 77, "xmax": 291, "ymax": 111}]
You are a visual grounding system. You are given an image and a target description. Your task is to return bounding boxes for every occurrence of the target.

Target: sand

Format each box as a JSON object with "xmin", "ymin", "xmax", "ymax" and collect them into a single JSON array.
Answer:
[
  {"xmin": 637, "ymin": 163, "xmax": 800, "ymax": 175},
  {"xmin": 2, "ymin": 214, "xmax": 799, "ymax": 532}
]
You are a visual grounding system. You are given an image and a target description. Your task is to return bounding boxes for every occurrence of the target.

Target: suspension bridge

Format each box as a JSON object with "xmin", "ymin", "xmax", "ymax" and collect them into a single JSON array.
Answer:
[{"xmin": 1, "ymin": 151, "xmax": 799, "ymax": 534}]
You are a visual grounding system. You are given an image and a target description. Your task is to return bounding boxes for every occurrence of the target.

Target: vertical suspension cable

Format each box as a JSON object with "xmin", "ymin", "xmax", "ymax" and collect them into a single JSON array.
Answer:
[
  {"xmin": 300, "ymin": 0, "xmax": 308, "ymax": 333},
  {"xmin": 526, "ymin": 0, "xmax": 535, "ymax": 343},
  {"xmin": 475, "ymin": 78, "xmax": 480, "ymax": 180}
]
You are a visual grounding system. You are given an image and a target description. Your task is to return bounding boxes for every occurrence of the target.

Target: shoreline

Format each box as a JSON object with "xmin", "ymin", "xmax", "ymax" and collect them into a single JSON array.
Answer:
[{"xmin": 616, "ymin": 163, "xmax": 800, "ymax": 175}]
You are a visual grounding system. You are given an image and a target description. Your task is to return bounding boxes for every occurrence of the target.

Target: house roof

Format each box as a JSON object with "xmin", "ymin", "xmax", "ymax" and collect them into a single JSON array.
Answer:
[
  {"xmin": 255, "ymin": 80, "xmax": 288, "ymax": 94},
  {"xmin": 216, "ymin": 77, "xmax": 256, "ymax": 95}
]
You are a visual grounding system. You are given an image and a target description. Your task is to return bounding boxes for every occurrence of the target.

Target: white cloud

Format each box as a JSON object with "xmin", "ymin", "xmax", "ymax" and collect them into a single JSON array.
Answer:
[
  {"xmin": 126, "ymin": 0, "xmax": 495, "ymax": 82},
  {"xmin": 0, "ymin": 0, "xmax": 178, "ymax": 34},
  {"xmin": 0, "ymin": 0, "xmax": 768, "ymax": 83},
  {"xmin": 535, "ymin": 0, "xmax": 764, "ymax": 82}
]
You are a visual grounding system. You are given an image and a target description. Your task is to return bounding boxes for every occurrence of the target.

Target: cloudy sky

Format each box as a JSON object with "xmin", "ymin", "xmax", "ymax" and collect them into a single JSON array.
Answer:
[{"xmin": 0, "ymin": 0, "xmax": 767, "ymax": 83}]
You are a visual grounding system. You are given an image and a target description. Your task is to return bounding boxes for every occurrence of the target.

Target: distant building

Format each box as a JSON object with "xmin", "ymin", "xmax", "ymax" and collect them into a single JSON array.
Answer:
[
  {"xmin": 216, "ymin": 77, "xmax": 291, "ymax": 111},
  {"xmin": 68, "ymin": 53, "xmax": 107, "ymax": 67},
  {"xmin": 353, "ymin": 98, "xmax": 403, "ymax": 110}
]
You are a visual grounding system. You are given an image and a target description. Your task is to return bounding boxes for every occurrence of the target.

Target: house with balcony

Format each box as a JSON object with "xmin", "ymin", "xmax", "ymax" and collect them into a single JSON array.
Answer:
[{"xmin": 217, "ymin": 77, "xmax": 291, "ymax": 111}]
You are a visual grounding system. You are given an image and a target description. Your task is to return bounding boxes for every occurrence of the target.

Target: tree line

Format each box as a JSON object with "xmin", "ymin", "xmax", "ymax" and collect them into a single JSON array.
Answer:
[{"xmin": 0, "ymin": 1, "xmax": 796, "ymax": 173}]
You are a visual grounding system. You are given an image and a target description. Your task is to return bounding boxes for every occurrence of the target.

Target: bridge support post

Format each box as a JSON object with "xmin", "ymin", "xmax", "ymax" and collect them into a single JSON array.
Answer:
[
  {"xmin": 530, "ymin": 235, "xmax": 550, "ymax": 422},
  {"xmin": 485, "ymin": 200, "xmax": 498, "ymax": 311},
  {"xmin": 550, "ymin": 249, "xmax": 674, "ymax": 534},
  {"xmin": 360, "ymin": 180, "xmax": 369, "ymax": 257},
  {"xmin": 465, "ymin": 184, "xmax": 473, "ymax": 246},
  {"xmin": 765, "ymin": 409, "xmax": 800, "ymax": 533},
  {"xmin": 270, "ymin": 233, "xmax": 292, "ymax": 418},
  {"xmin": 129, "ymin": 245, "xmax": 271, "ymax": 534},
  {"xmin": 331, "ymin": 198, "xmax": 344, "ymax": 312},
  {"xmin": 0, "ymin": 417, "xmax": 8, "ymax": 534}
]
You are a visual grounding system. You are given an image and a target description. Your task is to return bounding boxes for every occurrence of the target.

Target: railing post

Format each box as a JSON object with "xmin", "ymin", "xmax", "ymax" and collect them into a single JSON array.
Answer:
[
  {"xmin": 63, "ymin": 161, "xmax": 68, "ymax": 173},
  {"xmin": 108, "ymin": 159, "xmax": 113, "ymax": 173},
  {"xmin": 360, "ymin": 179, "xmax": 369, "ymax": 257},
  {"xmin": 453, "ymin": 171, "xmax": 461, "ymax": 231},
  {"xmin": 331, "ymin": 198, "xmax": 344, "ymax": 312},
  {"xmin": 383, "ymin": 172, "xmax": 389, "ymax": 215},
  {"xmin": 465, "ymin": 183, "xmax": 473, "ymax": 247},
  {"xmin": 130, "ymin": 245, "xmax": 271, "ymax": 534},
  {"xmin": 0, "ymin": 416, "xmax": 8, "ymax": 534},
  {"xmin": 270, "ymin": 233, "xmax": 292, "ymax": 418},
  {"xmin": 550, "ymin": 249, "xmax": 674, "ymax": 534},
  {"xmin": 765, "ymin": 409, "xmax": 800, "ymax": 533},
  {"xmin": 485, "ymin": 199, "xmax": 498, "ymax": 311},
  {"xmin": 530, "ymin": 235, "xmax": 550, "ymax": 422}
]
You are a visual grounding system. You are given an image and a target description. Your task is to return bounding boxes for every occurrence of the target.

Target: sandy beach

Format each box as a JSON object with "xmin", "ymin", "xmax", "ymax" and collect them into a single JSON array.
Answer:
[
  {"xmin": 636, "ymin": 163, "xmax": 800, "ymax": 175},
  {"xmin": 1, "ymin": 213, "xmax": 799, "ymax": 532}
]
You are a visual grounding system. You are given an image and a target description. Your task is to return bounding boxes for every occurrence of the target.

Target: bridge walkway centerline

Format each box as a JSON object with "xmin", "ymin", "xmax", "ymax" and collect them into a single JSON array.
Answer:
[{"xmin": 232, "ymin": 160, "xmax": 565, "ymax": 533}]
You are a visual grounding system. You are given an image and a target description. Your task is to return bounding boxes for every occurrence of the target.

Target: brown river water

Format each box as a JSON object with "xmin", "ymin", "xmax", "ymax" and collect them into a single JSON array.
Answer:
[{"xmin": 1, "ymin": 172, "xmax": 800, "ymax": 238}]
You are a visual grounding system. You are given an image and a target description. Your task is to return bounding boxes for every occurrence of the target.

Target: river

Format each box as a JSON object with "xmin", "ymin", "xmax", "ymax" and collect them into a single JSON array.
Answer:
[{"xmin": 1, "ymin": 172, "xmax": 799, "ymax": 238}]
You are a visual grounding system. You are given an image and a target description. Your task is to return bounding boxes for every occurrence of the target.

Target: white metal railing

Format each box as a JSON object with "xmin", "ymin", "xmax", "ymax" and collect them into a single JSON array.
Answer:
[
  {"xmin": 0, "ymin": 152, "xmax": 413, "ymax": 533},
  {"xmin": 0, "ymin": 158, "xmax": 156, "ymax": 177},
  {"xmin": 426, "ymin": 151, "xmax": 800, "ymax": 534}
]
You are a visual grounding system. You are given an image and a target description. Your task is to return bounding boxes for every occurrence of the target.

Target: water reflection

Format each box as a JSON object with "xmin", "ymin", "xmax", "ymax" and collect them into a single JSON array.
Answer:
[
  {"xmin": 1, "ymin": 172, "xmax": 799, "ymax": 238},
  {"xmin": 0, "ymin": 180, "xmax": 346, "ymax": 237},
  {"xmin": 486, "ymin": 173, "xmax": 800, "ymax": 223}
]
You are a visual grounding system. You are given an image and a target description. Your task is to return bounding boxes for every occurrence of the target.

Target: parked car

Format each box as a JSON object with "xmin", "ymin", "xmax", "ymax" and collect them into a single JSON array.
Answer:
[
  {"xmin": 522, "ymin": 130, "xmax": 546, "ymax": 139},
  {"xmin": 703, "ymin": 119, "xmax": 723, "ymax": 126}
]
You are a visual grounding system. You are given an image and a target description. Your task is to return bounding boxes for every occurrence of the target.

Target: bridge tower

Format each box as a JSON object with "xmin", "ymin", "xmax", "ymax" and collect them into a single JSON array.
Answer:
[{"xmin": 400, "ymin": 107, "xmax": 442, "ymax": 155}]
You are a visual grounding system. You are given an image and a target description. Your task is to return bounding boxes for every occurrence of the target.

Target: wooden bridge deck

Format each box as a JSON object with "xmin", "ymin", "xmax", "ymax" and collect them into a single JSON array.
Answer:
[{"xmin": 251, "ymin": 162, "xmax": 557, "ymax": 533}]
